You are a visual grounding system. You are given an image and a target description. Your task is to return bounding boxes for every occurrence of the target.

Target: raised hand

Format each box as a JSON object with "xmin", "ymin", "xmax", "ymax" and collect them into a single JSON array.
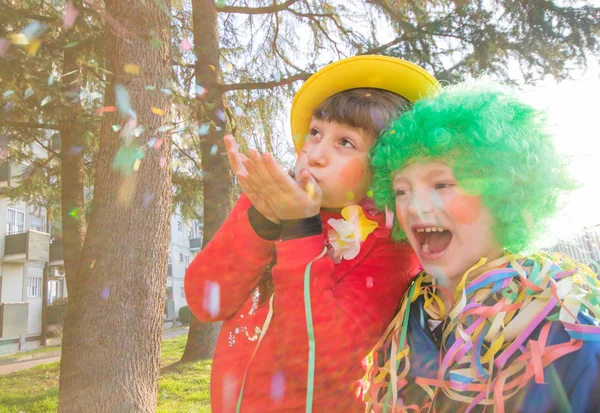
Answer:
[
  {"xmin": 242, "ymin": 148, "xmax": 322, "ymax": 220},
  {"xmin": 223, "ymin": 135, "xmax": 280, "ymax": 224}
]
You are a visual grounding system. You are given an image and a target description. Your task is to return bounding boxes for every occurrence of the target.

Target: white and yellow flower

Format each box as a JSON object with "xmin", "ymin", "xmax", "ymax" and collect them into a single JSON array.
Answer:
[{"xmin": 327, "ymin": 205, "xmax": 378, "ymax": 263}]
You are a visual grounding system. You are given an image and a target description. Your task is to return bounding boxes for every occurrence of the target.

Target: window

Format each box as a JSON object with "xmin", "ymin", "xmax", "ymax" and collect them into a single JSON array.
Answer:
[
  {"xmin": 27, "ymin": 277, "xmax": 42, "ymax": 298},
  {"xmin": 30, "ymin": 215, "xmax": 46, "ymax": 232},
  {"xmin": 168, "ymin": 251, "xmax": 172, "ymax": 264},
  {"xmin": 181, "ymin": 286, "xmax": 185, "ymax": 299},
  {"xmin": 179, "ymin": 253, "xmax": 183, "ymax": 263},
  {"xmin": 184, "ymin": 255, "xmax": 190, "ymax": 269},
  {"xmin": 177, "ymin": 221, "xmax": 182, "ymax": 231},
  {"xmin": 7, "ymin": 208, "xmax": 25, "ymax": 235}
]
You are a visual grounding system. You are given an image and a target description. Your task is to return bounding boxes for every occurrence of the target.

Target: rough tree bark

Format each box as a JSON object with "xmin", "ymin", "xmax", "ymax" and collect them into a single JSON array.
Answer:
[
  {"xmin": 180, "ymin": 0, "xmax": 234, "ymax": 362},
  {"xmin": 59, "ymin": 44, "xmax": 86, "ymax": 297},
  {"xmin": 57, "ymin": 0, "xmax": 172, "ymax": 410}
]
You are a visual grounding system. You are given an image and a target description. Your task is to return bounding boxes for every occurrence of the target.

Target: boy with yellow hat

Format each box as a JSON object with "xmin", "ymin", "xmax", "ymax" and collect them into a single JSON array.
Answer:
[{"xmin": 185, "ymin": 55, "xmax": 439, "ymax": 412}]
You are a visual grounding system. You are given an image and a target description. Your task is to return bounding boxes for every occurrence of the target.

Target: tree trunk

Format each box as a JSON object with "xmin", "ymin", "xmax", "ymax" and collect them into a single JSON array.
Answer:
[
  {"xmin": 180, "ymin": 0, "xmax": 234, "ymax": 362},
  {"xmin": 60, "ymin": 45, "xmax": 86, "ymax": 297},
  {"xmin": 57, "ymin": 0, "xmax": 172, "ymax": 410}
]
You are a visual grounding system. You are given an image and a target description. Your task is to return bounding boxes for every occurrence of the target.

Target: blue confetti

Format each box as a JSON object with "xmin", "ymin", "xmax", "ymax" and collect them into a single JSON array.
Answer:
[
  {"xmin": 40, "ymin": 96, "xmax": 52, "ymax": 106},
  {"xmin": 24, "ymin": 87, "xmax": 34, "ymax": 99},
  {"xmin": 115, "ymin": 84, "xmax": 137, "ymax": 119},
  {"xmin": 210, "ymin": 144, "xmax": 218, "ymax": 155},
  {"xmin": 198, "ymin": 124, "xmax": 210, "ymax": 136},
  {"xmin": 102, "ymin": 286, "xmax": 110, "ymax": 300},
  {"xmin": 21, "ymin": 21, "xmax": 48, "ymax": 42}
]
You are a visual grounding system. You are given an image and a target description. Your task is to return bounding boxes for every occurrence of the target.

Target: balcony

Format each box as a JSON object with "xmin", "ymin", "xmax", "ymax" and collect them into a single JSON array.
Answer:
[
  {"xmin": 49, "ymin": 239, "xmax": 64, "ymax": 264},
  {"xmin": 4, "ymin": 230, "xmax": 50, "ymax": 263},
  {"xmin": 189, "ymin": 237, "xmax": 202, "ymax": 251},
  {"xmin": 167, "ymin": 263, "xmax": 172, "ymax": 277}
]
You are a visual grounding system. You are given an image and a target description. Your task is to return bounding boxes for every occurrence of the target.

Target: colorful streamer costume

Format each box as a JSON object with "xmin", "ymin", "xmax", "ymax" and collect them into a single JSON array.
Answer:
[{"xmin": 368, "ymin": 252, "xmax": 600, "ymax": 412}]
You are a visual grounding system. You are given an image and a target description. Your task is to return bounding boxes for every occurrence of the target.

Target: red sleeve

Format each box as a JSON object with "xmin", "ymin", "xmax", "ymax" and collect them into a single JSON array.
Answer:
[
  {"xmin": 184, "ymin": 194, "xmax": 275, "ymax": 322},
  {"xmin": 270, "ymin": 234, "xmax": 419, "ymax": 395}
]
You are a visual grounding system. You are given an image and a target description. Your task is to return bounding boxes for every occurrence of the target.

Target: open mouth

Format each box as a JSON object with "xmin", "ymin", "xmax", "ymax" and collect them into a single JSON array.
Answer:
[{"xmin": 411, "ymin": 225, "xmax": 453, "ymax": 260}]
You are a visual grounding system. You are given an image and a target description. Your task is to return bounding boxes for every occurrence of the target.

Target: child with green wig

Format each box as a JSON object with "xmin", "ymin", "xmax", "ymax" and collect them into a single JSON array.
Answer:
[{"xmin": 366, "ymin": 82, "xmax": 600, "ymax": 413}]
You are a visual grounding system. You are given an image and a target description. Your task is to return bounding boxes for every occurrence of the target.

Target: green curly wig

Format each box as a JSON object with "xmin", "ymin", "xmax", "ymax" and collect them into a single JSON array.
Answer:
[{"xmin": 370, "ymin": 82, "xmax": 577, "ymax": 252}]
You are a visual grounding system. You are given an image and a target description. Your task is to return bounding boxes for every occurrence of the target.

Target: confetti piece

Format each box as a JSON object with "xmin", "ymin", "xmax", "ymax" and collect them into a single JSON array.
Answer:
[
  {"xmin": 366, "ymin": 276, "xmax": 374, "ymax": 288},
  {"xmin": 345, "ymin": 191, "xmax": 355, "ymax": 201},
  {"xmin": 10, "ymin": 34, "xmax": 29, "ymax": 45},
  {"xmin": 153, "ymin": 138, "xmax": 164, "ymax": 149},
  {"xmin": 47, "ymin": 72, "xmax": 55, "ymax": 86},
  {"xmin": 198, "ymin": 124, "xmax": 210, "ymax": 136},
  {"xmin": 115, "ymin": 84, "xmax": 137, "ymax": 119},
  {"xmin": 160, "ymin": 88, "xmax": 172, "ymax": 95},
  {"xmin": 210, "ymin": 144, "xmax": 218, "ymax": 155},
  {"xmin": 270, "ymin": 371, "xmax": 285, "ymax": 401},
  {"xmin": 274, "ymin": 71, "xmax": 281, "ymax": 82},
  {"xmin": 21, "ymin": 21, "xmax": 48, "ymax": 42},
  {"xmin": 112, "ymin": 124, "xmax": 122, "ymax": 132},
  {"xmin": 26, "ymin": 39, "xmax": 42, "ymax": 56},
  {"xmin": 97, "ymin": 106, "xmax": 116, "ymax": 114},
  {"xmin": 215, "ymin": 0, "xmax": 226, "ymax": 7},
  {"xmin": 205, "ymin": 102, "xmax": 215, "ymax": 110},
  {"xmin": 157, "ymin": 125, "xmax": 173, "ymax": 132},
  {"xmin": 63, "ymin": 40, "xmax": 80, "ymax": 48},
  {"xmin": 112, "ymin": 144, "xmax": 145, "ymax": 175},
  {"xmin": 367, "ymin": 190, "xmax": 374, "ymax": 198},
  {"xmin": 151, "ymin": 107, "xmax": 164, "ymax": 115},
  {"xmin": 195, "ymin": 84, "xmax": 206, "ymax": 97},
  {"xmin": 203, "ymin": 280, "xmax": 220, "ymax": 318},
  {"xmin": 384, "ymin": 206, "xmax": 394, "ymax": 229},
  {"xmin": 69, "ymin": 207, "xmax": 80, "ymax": 219},
  {"xmin": 144, "ymin": 85, "xmax": 155, "ymax": 90},
  {"xmin": 63, "ymin": 1, "xmax": 79, "ymax": 29},
  {"xmin": 40, "ymin": 96, "xmax": 52, "ymax": 106},
  {"xmin": 0, "ymin": 38, "xmax": 10, "ymax": 57},
  {"xmin": 180, "ymin": 38, "xmax": 191, "ymax": 51},
  {"xmin": 142, "ymin": 193, "xmax": 154, "ymax": 208},
  {"xmin": 24, "ymin": 87, "xmax": 34, "ymax": 99},
  {"xmin": 147, "ymin": 138, "xmax": 157, "ymax": 147},
  {"xmin": 159, "ymin": 156, "xmax": 166, "ymax": 168},
  {"xmin": 124, "ymin": 63, "xmax": 140, "ymax": 75},
  {"xmin": 102, "ymin": 286, "xmax": 110, "ymax": 300},
  {"xmin": 216, "ymin": 110, "xmax": 226, "ymax": 122},
  {"xmin": 208, "ymin": 64, "xmax": 216, "ymax": 71},
  {"xmin": 133, "ymin": 158, "xmax": 141, "ymax": 171},
  {"xmin": 133, "ymin": 125, "xmax": 145, "ymax": 137},
  {"xmin": 225, "ymin": 63, "xmax": 233, "ymax": 71},
  {"xmin": 215, "ymin": 126, "xmax": 222, "ymax": 132},
  {"xmin": 234, "ymin": 106, "xmax": 244, "ymax": 116},
  {"xmin": 68, "ymin": 146, "xmax": 83, "ymax": 155},
  {"xmin": 3, "ymin": 90, "xmax": 15, "ymax": 99},
  {"xmin": 90, "ymin": 260, "xmax": 96, "ymax": 268}
]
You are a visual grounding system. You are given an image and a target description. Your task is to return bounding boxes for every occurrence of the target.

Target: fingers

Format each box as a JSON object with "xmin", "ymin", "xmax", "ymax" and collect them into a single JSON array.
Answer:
[
  {"xmin": 224, "ymin": 135, "xmax": 245, "ymax": 175},
  {"xmin": 262, "ymin": 153, "xmax": 298, "ymax": 192},
  {"xmin": 299, "ymin": 169, "xmax": 323, "ymax": 202}
]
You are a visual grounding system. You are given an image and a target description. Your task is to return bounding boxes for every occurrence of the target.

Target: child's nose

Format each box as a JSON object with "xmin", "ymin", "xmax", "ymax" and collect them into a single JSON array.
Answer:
[
  {"xmin": 307, "ymin": 142, "xmax": 328, "ymax": 166},
  {"xmin": 407, "ymin": 190, "xmax": 435, "ymax": 217}
]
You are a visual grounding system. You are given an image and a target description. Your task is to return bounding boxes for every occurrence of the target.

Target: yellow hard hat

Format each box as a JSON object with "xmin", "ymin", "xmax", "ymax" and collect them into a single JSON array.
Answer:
[{"xmin": 290, "ymin": 55, "xmax": 441, "ymax": 153}]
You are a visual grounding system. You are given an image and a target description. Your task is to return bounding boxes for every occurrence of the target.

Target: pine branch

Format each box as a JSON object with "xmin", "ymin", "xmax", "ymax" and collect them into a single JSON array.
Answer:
[
  {"xmin": 218, "ymin": 0, "xmax": 300, "ymax": 15},
  {"xmin": 220, "ymin": 72, "xmax": 311, "ymax": 92}
]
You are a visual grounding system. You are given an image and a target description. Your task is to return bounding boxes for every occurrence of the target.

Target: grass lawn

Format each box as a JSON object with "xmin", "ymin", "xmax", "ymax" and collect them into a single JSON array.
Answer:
[
  {"xmin": 0, "ymin": 335, "xmax": 211, "ymax": 413},
  {"xmin": 0, "ymin": 345, "xmax": 61, "ymax": 363}
]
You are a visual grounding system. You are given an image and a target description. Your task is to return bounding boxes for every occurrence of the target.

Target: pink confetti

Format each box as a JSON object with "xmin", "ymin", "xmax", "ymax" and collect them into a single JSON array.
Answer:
[
  {"xmin": 63, "ymin": 1, "xmax": 79, "ymax": 29},
  {"xmin": 180, "ymin": 38, "xmax": 191, "ymax": 51},
  {"xmin": 159, "ymin": 156, "xmax": 166, "ymax": 168},
  {"xmin": 366, "ymin": 276, "xmax": 374, "ymax": 288},
  {"xmin": 385, "ymin": 206, "xmax": 394, "ymax": 229},
  {"xmin": 153, "ymin": 138, "xmax": 164, "ymax": 149},
  {"xmin": 0, "ymin": 38, "xmax": 10, "ymax": 57}
]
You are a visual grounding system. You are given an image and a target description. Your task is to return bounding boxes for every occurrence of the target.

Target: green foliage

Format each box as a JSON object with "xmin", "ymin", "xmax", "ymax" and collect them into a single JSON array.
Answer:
[
  {"xmin": 0, "ymin": 335, "xmax": 211, "ymax": 413},
  {"xmin": 47, "ymin": 297, "xmax": 68, "ymax": 325},
  {"xmin": 178, "ymin": 305, "xmax": 192, "ymax": 325}
]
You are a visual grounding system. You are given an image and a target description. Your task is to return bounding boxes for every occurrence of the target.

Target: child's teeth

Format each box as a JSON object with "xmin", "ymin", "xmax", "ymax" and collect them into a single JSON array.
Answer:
[
  {"xmin": 425, "ymin": 228, "xmax": 431, "ymax": 232},
  {"xmin": 422, "ymin": 243, "xmax": 430, "ymax": 253}
]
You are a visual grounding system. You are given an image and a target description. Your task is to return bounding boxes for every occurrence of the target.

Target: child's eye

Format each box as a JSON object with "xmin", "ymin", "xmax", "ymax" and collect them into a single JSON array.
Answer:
[
  {"xmin": 339, "ymin": 138, "xmax": 355, "ymax": 148},
  {"xmin": 310, "ymin": 128, "xmax": 320, "ymax": 136},
  {"xmin": 434, "ymin": 182, "xmax": 455, "ymax": 190},
  {"xmin": 395, "ymin": 188, "xmax": 407, "ymax": 197}
]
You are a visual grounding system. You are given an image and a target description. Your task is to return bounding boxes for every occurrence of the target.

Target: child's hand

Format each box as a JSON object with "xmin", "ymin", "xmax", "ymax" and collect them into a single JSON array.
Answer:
[
  {"xmin": 224, "ymin": 136, "xmax": 280, "ymax": 224},
  {"xmin": 242, "ymin": 149, "xmax": 322, "ymax": 220}
]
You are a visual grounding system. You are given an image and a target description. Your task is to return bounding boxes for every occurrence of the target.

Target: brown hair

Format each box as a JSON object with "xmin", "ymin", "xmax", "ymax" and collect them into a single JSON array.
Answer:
[{"xmin": 312, "ymin": 88, "xmax": 412, "ymax": 138}]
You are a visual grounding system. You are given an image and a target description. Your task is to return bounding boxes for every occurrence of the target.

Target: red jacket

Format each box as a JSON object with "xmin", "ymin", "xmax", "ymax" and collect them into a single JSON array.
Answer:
[{"xmin": 185, "ymin": 194, "xmax": 419, "ymax": 413}]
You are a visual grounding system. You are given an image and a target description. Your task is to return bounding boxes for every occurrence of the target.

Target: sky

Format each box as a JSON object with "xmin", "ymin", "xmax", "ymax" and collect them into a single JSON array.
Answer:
[{"xmin": 516, "ymin": 63, "xmax": 600, "ymax": 243}]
